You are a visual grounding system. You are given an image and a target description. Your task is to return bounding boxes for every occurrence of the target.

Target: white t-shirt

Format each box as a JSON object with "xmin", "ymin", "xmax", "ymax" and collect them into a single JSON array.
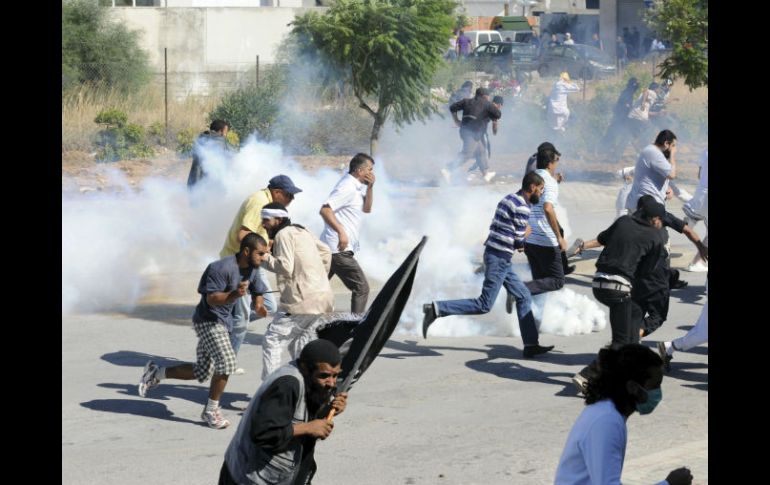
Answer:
[
  {"xmin": 320, "ymin": 173, "xmax": 368, "ymax": 254},
  {"xmin": 527, "ymin": 168, "xmax": 560, "ymax": 247},
  {"xmin": 626, "ymin": 144, "xmax": 672, "ymax": 209}
]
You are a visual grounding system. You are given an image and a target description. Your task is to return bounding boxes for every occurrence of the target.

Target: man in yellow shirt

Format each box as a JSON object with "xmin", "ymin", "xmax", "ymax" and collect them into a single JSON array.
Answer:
[{"xmin": 220, "ymin": 175, "xmax": 303, "ymax": 368}]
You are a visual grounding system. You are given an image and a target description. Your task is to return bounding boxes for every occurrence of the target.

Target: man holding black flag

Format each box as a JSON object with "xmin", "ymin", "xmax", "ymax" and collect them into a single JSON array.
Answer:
[{"xmin": 219, "ymin": 339, "xmax": 348, "ymax": 485}]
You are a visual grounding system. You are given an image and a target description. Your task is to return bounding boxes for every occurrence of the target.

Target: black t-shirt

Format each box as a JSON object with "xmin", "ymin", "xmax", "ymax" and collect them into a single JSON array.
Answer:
[
  {"xmin": 449, "ymin": 97, "xmax": 502, "ymax": 134},
  {"xmin": 596, "ymin": 215, "xmax": 664, "ymax": 282}
]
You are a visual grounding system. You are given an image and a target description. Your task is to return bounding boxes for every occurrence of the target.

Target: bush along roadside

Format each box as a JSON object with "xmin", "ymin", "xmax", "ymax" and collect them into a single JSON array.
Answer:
[{"xmin": 93, "ymin": 108, "xmax": 154, "ymax": 162}]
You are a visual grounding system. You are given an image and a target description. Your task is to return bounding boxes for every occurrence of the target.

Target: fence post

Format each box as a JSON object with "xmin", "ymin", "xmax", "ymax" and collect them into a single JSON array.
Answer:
[
  {"xmin": 164, "ymin": 47, "xmax": 169, "ymax": 146},
  {"xmin": 256, "ymin": 55, "xmax": 260, "ymax": 87}
]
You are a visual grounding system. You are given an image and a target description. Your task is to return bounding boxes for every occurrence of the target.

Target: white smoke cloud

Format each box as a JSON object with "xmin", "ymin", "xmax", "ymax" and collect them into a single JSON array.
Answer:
[{"xmin": 62, "ymin": 117, "xmax": 605, "ymax": 338}]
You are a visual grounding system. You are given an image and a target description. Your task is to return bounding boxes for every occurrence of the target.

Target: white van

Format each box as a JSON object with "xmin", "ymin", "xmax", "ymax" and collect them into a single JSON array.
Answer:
[{"xmin": 462, "ymin": 30, "xmax": 503, "ymax": 50}]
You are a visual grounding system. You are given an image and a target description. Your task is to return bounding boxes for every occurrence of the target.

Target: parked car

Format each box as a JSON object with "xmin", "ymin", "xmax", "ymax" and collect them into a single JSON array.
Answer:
[
  {"xmin": 471, "ymin": 41, "xmax": 540, "ymax": 76},
  {"xmin": 461, "ymin": 30, "xmax": 503, "ymax": 51},
  {"xmin": 537, "ymin": 43, "xmax": 617, "ymax": 80}
]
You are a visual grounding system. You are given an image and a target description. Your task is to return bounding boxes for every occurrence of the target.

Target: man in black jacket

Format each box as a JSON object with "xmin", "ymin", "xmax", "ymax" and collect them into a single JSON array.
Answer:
[
  {"xmin": 572, "ymin": 199, "xmax": 666, "ymax": 393},
  {"xmin": 187, "ymin": 119, "xmax": 230, "ymax": 188},
  {"xmin": 220, "ymin": 339, "xmax": 348, "ymax": 485},
  {"xmin": 442, "ymin": 87, "xmax": 502, "ymax": 184}
]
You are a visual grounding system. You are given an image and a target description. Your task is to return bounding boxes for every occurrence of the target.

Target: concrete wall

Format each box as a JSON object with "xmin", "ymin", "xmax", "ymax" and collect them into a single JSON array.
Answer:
[{"xmin": 108, "ymin": 7, "xmax": 322, "ymax": 95}]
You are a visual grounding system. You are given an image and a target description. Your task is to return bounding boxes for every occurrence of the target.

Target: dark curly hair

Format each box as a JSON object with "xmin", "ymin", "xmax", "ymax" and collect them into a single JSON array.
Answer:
[{"xmin": 584, "ymin": 344, "xmax": 663, "ymax": 416}]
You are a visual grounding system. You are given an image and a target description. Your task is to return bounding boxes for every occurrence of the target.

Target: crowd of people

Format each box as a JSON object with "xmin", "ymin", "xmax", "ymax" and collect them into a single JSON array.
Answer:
[{"xmin": 132, "ymin": 76, "xmax": 706, "ymax": 481}]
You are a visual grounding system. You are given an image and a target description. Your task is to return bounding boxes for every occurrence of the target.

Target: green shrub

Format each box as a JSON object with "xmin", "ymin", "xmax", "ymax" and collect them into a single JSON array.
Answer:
[
  {"xmin": 176, "ymin": 128, "xmax": 196, "ymax": 156},
  {"xmin": 94, "ymin": 108, "xmax": 154, "ymax": 162},
  {"xmin": 209, "ymin": 66, "xmax": 287, "ymax": 141}
]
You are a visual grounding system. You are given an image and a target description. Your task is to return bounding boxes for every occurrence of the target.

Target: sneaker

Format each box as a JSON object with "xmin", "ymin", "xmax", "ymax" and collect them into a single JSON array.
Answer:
[
  {"xmin": 566, "ymin": 238, "xmax": 584, "ymax": 258},
  {"xmin": 523, "ymin": 344, "xmax": 554, "ymax": 358},
  {"xmin": 686, "ymin": 260, "xmax": 709, "ymax": 272},
  {"xmin": 571, "ymin": 372, "xmax": 589, "ymax": 395},
  {"xmin": 233, "ymin": 367, "xmax": 245, "ymax": 375},
  {"xmin": 201, "ymin": 407, "xmax": 231, "ymax": 429},
  {"xmin": 657, "ymin": 341, "xmax": 673, "ymax": 372},
  {"xmin": 422, "ymin": 302, "xmax": 438, "ymax": 338},
  {"xmin": 138, "ymin": 360, "xmax": 160, "ymax": 397},
  {"xmin": 483, "ymin": 171, "xmax": 496, "ymax": 183},
  {"xmin": 564, "ymin": 265, "xmax": 576, "ymax": 275},
  {"xmin": 505, "ymin": 293, "xmax": 515, "ymax": 314},
  {"xmin": 440, "ymin": 168, "xmax": 452, "ymax": 183}
]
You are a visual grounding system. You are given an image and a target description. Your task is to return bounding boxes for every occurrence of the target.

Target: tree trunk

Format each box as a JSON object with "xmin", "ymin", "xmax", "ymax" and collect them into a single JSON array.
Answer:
[{"xmin": 369, "ymin": 115, "xmax": 383, "ymax": 156}]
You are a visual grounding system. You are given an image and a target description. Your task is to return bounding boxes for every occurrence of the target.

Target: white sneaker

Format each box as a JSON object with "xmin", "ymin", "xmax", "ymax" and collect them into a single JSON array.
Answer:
[
  {"xmin": 138, "ymin": 360, "xmax": 160, "ymax": 397},
  {"xmin": 483, "ymin": 171, "xmax": 496, "ymax": 183},
  {"xmin": 675, "ymin": 187, "xmax": 693, "ymax": 202},
  {"xmin": 233, "ymin": 367, "xmax": 245, "ymax": 375},
  {"xmin": 686, "ymin": 260, "xmax": 709, "ymax": 272},
  {"xmin": 440, "ymin": 168, "xmax": 452, "ymax": 183},
  {"xmin": 201, "ymin": 408, "xmax": 231, "ymax": 429}
]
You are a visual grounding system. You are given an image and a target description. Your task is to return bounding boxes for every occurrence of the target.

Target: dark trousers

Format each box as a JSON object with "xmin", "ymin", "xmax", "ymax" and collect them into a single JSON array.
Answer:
[
  {"xmin": 329, "ymin": 251, "xmax": 370, "ymax": 314},
  {"xmin": 579, "ymin": 287, "xmax": 642, "ymax": 380},
  {"xmin": 524, "ymin": 243, "xmax": 565, "ymax": 295},
  {"xmin": 592, "ymin": 287, "xmax": 641, "ymax": 345},
  {"xmin": 633, "ymin": 289, "xmax": 670, "ymax": 337}
]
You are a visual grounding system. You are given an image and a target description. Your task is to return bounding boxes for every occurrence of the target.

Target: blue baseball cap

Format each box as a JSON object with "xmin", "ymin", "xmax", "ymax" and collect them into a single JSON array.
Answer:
[{"xmin": 267, "ymin": 174, "xmax": 303, "ymax": 194}]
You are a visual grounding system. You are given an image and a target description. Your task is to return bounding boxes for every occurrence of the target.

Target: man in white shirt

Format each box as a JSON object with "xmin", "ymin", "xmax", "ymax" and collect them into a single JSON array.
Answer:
[
  {"xmin": 525, "ymin": 148, "xmax": 567, "ymax": 295},
  {"xmin": 319, "ymin": 153, "xmax": 376, "ymax": 314}
]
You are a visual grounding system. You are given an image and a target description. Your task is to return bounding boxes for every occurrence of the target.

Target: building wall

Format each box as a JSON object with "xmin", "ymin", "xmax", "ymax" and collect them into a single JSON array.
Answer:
[{"xmin": 107, "ymin": 7, "xmax": 322, "ymax": 95}]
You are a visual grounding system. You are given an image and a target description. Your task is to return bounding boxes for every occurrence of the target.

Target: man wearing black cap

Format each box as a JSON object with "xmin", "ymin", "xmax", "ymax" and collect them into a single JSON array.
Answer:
[
  {"xmin": 220, "ymin": 338, "xmax": 348, "ymax": 485},
  {"xmin": 442, "ymin": 87, "xmax": 502, "ymax": 183},
  {"xmin": 571, "ymin": 199, "xmax": 666, "ymax": 393},
  {"xmin": 220, "ymin": 175, "xmax": 304, "ymax": 373}
]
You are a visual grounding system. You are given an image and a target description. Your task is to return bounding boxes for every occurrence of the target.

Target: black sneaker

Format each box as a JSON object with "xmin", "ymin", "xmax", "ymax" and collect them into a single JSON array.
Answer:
[
  {"xmin": 505, "ymin": 293, "xmax": 515, "ymax": 314},
  {"xmin": 564, "ymin": 265, "xmax": 576, "ymax": 275},
  {"xmin": 422, "ymin": 303, "xmax": 438, "ymax": 339},
  {"xmin": 523, "ymin": 344, "xmax": 554, "ymax": 358}
]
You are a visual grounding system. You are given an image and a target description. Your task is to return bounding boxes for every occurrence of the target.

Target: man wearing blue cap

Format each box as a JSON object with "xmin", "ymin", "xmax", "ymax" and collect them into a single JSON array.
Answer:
[{"xmin": 220, "ymin": 175, "xmax": 304, "ymax": 373}]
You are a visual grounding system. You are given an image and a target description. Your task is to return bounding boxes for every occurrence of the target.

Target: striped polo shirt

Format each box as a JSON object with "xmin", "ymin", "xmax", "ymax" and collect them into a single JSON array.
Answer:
[{"xmin": 484, "ymin": 190, "xmax": 531, "ymax": 257}]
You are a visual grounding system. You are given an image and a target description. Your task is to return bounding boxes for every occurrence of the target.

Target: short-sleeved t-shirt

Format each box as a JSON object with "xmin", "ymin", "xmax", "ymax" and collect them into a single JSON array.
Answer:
[
  {"xmin": 527, "ymin": 168, "xmax": 560, "ymax": 247},
  {"xmin": 319, "ymin": 174, "xmax": 368, "ymax": 254},
  {"xmin": 626, "ymin": 144, "xmax": 672, "ymax": 209},
  {"xmin": 193, "ymin": 255, "xmax": 267, "ymax": 330},
  {"xmin": 220, "ymin": 188, "xmax": 272, "ymax": 257}
]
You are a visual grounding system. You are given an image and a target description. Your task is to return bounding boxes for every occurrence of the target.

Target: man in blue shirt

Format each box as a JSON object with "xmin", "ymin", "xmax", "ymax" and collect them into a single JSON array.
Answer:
[
  {"xmin": 138, "ymin": 233, "xmax": 269, "ymax": 429},
  {"xmin": 422, "ymin": 172, "xmax": 555, "ymax": 358}
]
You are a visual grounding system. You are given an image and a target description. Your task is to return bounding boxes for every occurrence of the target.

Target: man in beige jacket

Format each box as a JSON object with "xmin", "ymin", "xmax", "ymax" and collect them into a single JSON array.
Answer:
[{"xmin": 259, "ymin": 202, "xmax": 335, "ymax": 379}]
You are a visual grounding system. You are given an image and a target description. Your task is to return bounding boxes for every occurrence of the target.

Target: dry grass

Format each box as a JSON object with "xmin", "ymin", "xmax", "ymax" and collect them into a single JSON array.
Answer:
[{"xmin": 61, "ymin": 85, "xmax": 220, "ymax": 153}]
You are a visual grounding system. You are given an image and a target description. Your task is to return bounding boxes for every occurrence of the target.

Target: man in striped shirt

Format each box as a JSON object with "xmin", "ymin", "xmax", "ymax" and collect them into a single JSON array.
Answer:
[{"xmin": 422, "ymin": 172, "xmax": 555, "ymax": 358}]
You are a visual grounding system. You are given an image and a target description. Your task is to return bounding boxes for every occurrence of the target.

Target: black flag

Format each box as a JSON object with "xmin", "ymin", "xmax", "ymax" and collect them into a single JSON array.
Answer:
[{"xmin": 316, "ymin": 236, "xmax": 428, "ymax": 417}]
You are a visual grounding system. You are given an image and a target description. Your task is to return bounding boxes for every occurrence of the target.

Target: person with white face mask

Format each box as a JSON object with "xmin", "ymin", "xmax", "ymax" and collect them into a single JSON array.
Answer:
[{"xmin": 555, "ymin": 344, "xmax": 694, "ymax": 485}]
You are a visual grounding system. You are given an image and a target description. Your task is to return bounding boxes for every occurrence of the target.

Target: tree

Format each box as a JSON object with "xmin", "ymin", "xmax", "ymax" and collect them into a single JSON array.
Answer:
[
  {"xmin": 645, "ymin": 0, "xmax": 707, "ymax": 90},
  {"xmin": 292, "ymin": 0, "xmax": 456, "ymax": 155},
  {"xmin": 62, "ymin": 0, "xmax": 151, "ymax": 92}
]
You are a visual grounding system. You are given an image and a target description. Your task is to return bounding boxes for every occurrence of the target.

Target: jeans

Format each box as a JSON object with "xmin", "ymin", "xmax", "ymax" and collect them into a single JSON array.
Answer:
[
  {"xmin": 436, "ymin": 249, "xmax": 539, "ymax": 346},
  {"xmin": 229, "ymin": 268, "xmax": 277, "ymax": 356}
]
